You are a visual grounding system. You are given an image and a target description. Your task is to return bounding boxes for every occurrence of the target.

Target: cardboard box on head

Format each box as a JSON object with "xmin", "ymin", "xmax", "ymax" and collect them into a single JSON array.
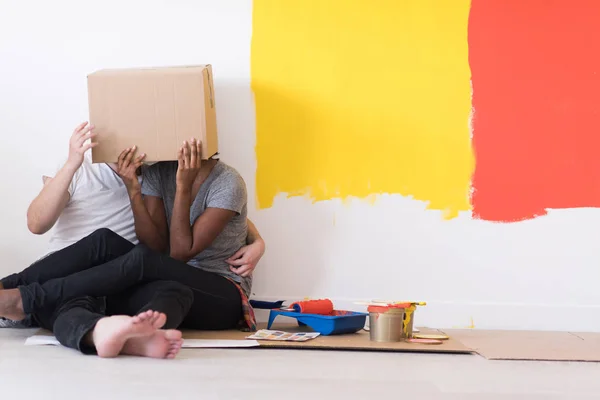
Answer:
[{"xmin": 87, "ymin": 65, "xmax": 218, "ymax": 163}]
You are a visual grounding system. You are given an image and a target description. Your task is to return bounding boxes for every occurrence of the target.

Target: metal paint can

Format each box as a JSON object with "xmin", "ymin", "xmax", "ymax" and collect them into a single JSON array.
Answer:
[{"xmin": 368, "ymin": 305, "xmax": 409, "ymax": 343}]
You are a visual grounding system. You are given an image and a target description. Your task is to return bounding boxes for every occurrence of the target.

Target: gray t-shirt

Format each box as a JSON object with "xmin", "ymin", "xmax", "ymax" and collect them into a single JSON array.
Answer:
[{"xmin": 141, "ymin": 161, "xmax": 251, "ymax": 296}]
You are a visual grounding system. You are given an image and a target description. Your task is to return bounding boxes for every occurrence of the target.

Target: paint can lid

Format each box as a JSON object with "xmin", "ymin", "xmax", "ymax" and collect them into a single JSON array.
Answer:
[
  {"xmin": 407, "ymin": 338, "xmax": 443, "ymax": 345},
  {"xmin": 413, "ymin": 334, "xmax": 449, "ymax": 340},
  {"xmin": 367, "ymin": 303, "xmax": 411, "ymax": 313}
]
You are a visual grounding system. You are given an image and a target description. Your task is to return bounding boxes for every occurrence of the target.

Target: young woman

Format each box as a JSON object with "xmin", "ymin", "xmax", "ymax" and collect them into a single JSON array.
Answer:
[{"xmin": 120, "ymin": 138, "xmax": 256, "ymax": 331}]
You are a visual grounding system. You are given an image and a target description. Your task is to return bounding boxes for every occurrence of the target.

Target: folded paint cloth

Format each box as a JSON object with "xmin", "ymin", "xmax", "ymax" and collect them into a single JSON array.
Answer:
[{"xmin": 226, "ymin": 278, "xmax": 257, "ymax": 332}]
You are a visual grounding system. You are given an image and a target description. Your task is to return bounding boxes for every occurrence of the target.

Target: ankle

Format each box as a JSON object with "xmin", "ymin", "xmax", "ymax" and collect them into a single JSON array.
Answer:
[
  {"xmin": 85, "ymin": 330, "xmax": 96, "ymax": 348},
  {"xmin": 90, "ymin": 318, "xmax": 105, "ymax": 347},
  {"xmin": 0, "ymin": 288, "xmax": 25, "ymax": 321}
]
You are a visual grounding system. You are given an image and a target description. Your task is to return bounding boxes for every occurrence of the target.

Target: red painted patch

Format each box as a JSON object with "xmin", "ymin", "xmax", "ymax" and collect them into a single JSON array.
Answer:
[{"xmin": 469, "ymin": 0, "xmax": 600, "ymax": 222}]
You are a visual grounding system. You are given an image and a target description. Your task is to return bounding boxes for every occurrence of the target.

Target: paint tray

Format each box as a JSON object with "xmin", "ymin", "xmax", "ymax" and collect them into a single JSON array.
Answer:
[{"xmin": 267, "ymin": 309, "xmax": 367, "ymax": 336}]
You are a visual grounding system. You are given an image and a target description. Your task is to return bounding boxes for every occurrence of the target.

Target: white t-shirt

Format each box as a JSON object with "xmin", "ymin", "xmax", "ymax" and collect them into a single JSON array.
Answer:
[{"xmin": 46, "ymin": 154, "xmax": 139, "ymax": 253}]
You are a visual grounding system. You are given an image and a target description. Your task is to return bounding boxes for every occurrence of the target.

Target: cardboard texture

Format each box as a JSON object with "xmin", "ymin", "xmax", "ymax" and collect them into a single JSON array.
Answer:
[
  {"xmin": 444, "ymin": 329, "xmax": 600, "ymax": 362},
  {"xmin": 182, "ymin": 324, "xmax": 473, "ymax": 354},
  {"xmin": 30, "ymin": 326, "xmax": 600, "ymax": 360},
  {"xmin": 88, "ymin": 65, "xmax": 218, "ymax": 163},
  {"xmin": 30, "ymin": 325, "xmax": 471, "ymax": 354}
]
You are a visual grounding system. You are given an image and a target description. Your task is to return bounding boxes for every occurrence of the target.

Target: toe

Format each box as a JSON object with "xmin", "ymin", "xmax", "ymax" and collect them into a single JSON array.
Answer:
[
  {"xmin": 164, "ymin": 329, "xmax": 183, "ymax": 340},
  {"xmin": 148, "ymin": 311, "xmax": 159, "ymax": 324}
]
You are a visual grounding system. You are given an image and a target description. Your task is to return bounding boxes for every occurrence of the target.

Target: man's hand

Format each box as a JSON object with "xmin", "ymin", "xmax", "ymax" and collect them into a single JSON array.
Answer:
[
  {"xmin": 117, "ymin": 146, "xmax": 146, "ymax": 196},
  {"xmin": 226, "ymin": 239, "xmax": 266, "ymax": 278},
  {"xmin": 66, "ymin": 122, "xmax": 97, "ymax": 170},
  {"xmin": 176, "ymin": 139, "xmax": 202, "ymax": 191}
]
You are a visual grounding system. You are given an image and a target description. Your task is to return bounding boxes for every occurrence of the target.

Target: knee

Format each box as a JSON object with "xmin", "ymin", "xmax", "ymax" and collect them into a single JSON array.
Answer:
[
  {"xmin": 89, "ymin": 228, "xmax": 122, "ymax": 244},
  {"xmin": 179, "ymin": 285, "xmax": 194, "ymax": 307},
  {"xmin": 163, "ymin": 281, "xmax": 194, "ymax": 306},
  {"xmin": 90, "ymin": 228, "xmax": 133, "ymax": 252},
  {"xmin": 129, "ymin": 244, "xmax": 159, "ymax": 260}
]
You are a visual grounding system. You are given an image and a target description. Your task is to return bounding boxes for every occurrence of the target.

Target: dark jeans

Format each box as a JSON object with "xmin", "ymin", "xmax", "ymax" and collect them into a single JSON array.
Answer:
[
  {"xmin": 1, "ymin": 229, "xmax": 242, "ymax": 352},
  {"xmin": 52, "ymin": 280, "xmax": 193, "ymax": 354}
]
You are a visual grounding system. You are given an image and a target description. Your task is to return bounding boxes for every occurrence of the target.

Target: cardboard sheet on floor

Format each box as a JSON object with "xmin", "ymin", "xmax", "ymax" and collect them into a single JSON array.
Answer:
[
  {"xmin": 443, "ymin": 329, "xmax": 600, "ymax": 362},
  {"xmin": 182, "ymin": 324, "xmax": 472, "ymax": 354},
  {"xmin": 30, "ymin": 325, "xmax": 472, "ymax": 353}
]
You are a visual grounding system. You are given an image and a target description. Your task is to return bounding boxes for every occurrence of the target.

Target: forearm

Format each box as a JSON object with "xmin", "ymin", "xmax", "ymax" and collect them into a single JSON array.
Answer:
[
  {"xmin": 130, "ymin": 191, "xmax": 168, "ymax": 252},
  {"xmin": 26, "ymin": 163, "xmax": 77, "ymax": 234},
  {"xmin": 169, "ymin": 188, "xmax": 195, "ymax": 260},
  {"xmin": 246, "ymin": 218, "xmax": 263, "ymax": 245}
]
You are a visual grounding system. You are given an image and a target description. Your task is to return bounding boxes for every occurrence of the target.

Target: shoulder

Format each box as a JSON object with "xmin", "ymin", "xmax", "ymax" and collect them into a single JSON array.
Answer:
[
  {"xmin": 210, "ymin": 162, "xmax": 247, "ymax": 193},
  {"xmin": 204, "ymin": 162, "xmax": 247, "ymax": 213},
  {"xmin": 212, "ymin": 162, "xmax": 245, "ymax": 185}
]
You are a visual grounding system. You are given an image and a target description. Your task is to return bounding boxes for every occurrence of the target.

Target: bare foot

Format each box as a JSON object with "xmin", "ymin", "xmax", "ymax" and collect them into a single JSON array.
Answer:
[
  {"xmin": 122, "ymin": 329, "xmax": 184, "ymax": 359},
  {"xmin": 132, "ymin": 309, "xmax": 166, "ymax": 329},
  {"xmin": 92, "ymin": 310, "xmax": 163, "ymax": 358},
  {"xmin": 0, "ymin": 289, "xmax": 25, "ymax": 321}
]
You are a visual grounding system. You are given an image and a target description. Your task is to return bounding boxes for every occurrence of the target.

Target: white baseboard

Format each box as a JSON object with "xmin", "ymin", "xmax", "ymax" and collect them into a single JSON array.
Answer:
[{"xmin": 251, "ymin": 296, "xmax": 600, "ymax": 332}]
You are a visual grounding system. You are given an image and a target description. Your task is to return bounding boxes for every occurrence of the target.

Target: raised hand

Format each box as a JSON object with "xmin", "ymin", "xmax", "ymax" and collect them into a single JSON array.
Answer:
[
  {"xmin": 66, "ymin": 122, "xmax": 98, "ymax": 169},
  {"xmin": 175, "ymin": 138, "xmax": 202, "ymax": 191},
  {"xmin": 117, "ymin": 146, "xmax": 146, "ymax": 195}
]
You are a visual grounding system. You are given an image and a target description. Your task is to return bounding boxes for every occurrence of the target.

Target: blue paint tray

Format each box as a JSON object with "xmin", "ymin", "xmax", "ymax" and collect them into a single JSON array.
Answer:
[{"xmin": 267, "ymin": 309, "xmax": 367, "ymax": 336}]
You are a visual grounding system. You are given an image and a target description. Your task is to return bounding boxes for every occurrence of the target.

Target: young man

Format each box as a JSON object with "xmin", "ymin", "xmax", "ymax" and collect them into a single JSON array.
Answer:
[{"xmin": 1, "ymin": 122, "xmax": 265, "ymax": 328}]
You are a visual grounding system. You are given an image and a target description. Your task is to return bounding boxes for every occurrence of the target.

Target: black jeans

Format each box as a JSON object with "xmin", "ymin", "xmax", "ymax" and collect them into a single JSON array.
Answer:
[
  {"xmin": 51, "ymin": 280, "xmax": 193, "ymax": 354},
  {"xmin": 1, "ymin": 229, "xmax": 242, "ymax": 351}
]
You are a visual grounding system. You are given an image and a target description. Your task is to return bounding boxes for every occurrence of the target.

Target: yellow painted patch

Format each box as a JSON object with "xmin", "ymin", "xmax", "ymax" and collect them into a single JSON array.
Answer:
[{"xmin": 251, "ymin": 0, "xmax": 473, "ymax": 218}]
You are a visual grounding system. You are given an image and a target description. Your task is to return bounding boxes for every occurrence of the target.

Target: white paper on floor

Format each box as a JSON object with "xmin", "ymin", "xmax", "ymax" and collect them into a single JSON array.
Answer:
[
  {"xmin": 25, "ymin": 335, "xmax": 59, "ymax": 346},
  {"xmin": 182, "ymin": 339, "xmax": 260, "ymax": 348},
  {"xmin": 25, "ymin": 335, "xmax": 259, "ymax": 349}
]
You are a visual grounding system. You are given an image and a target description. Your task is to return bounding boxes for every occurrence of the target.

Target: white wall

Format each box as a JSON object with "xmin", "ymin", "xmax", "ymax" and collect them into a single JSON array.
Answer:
[{"xmin": 1, "ymin": 0, "xmax": 599, "ymax": 331}]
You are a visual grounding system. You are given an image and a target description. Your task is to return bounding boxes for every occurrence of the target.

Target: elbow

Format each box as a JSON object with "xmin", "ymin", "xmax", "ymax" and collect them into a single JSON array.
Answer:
[
  {"xmin": 26, "ymin": 209, "xmax": 49, "ymax": 235},
  {"xmin": 136, "ymin": 232, "xmax": 168, "ymax": 254},
  {"xmin": 27, "ymin": 218, "xmax": 48, "ymax": 235},
  {"xmin": 169, "ymin": 244, "xmax": 196, "ymax": 263}
]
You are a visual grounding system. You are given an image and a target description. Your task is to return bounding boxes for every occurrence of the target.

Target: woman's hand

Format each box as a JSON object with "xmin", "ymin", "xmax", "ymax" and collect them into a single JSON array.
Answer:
[
  {"xmin": 117, "ymin": 146, "xmax": 146, "ymax": 196},
  {"xmin": 176, "ymin": 138, "xmax": 202, "ymax": 191}
]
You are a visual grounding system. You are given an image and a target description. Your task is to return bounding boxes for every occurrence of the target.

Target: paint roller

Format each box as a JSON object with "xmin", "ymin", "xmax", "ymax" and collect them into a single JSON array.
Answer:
[{"xmin": 289, "ymin": 299, "xmax": 334, "ymax": 315}]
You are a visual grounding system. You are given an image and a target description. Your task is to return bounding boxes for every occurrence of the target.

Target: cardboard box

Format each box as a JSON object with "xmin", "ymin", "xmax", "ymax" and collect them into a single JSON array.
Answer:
[{"xmin": 87, "ymin": 65, "xmax": 218, "ymax": 163}]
